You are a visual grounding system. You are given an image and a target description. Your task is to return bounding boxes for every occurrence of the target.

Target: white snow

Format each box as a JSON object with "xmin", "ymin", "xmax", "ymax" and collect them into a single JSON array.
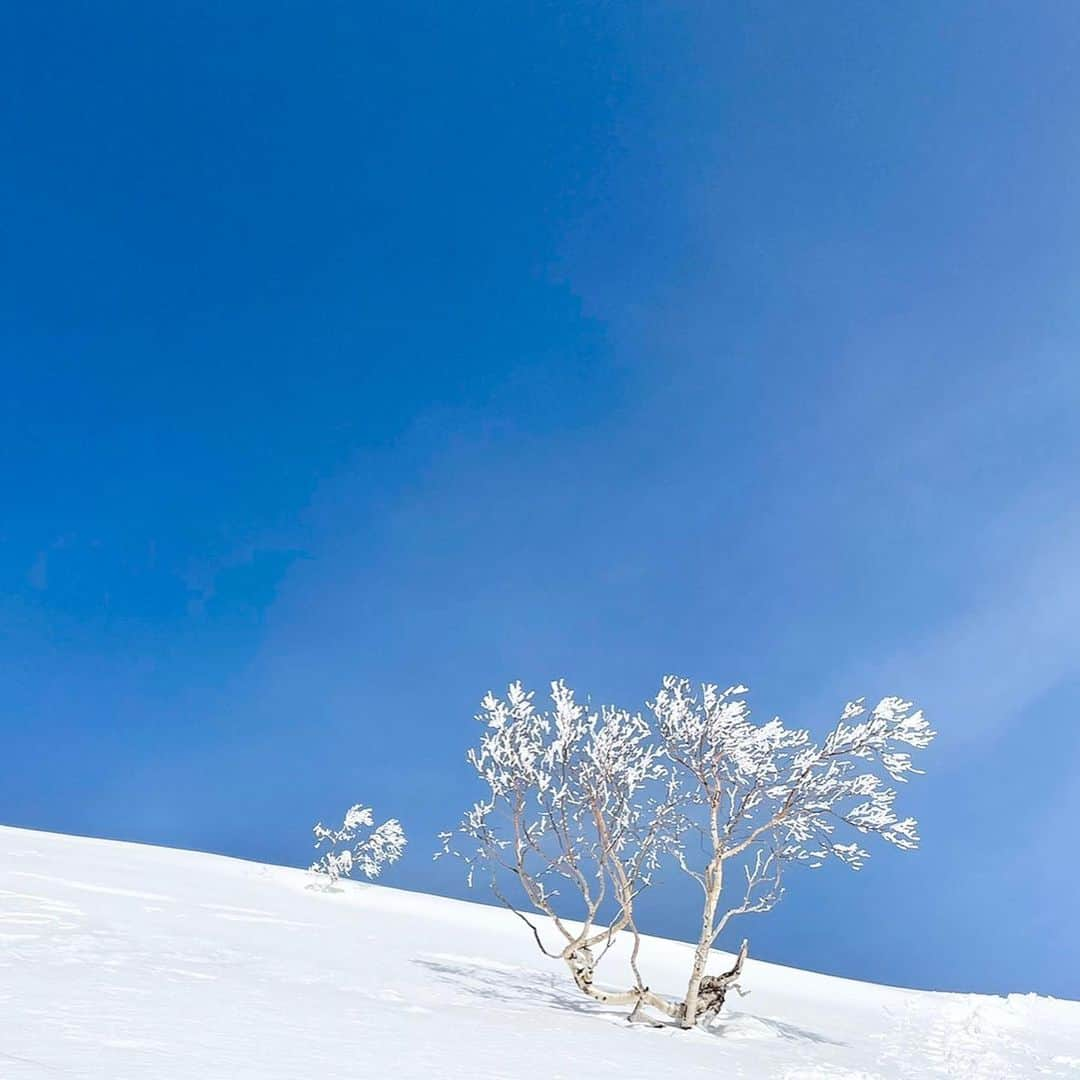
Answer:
[{"xmin": 1, "ymin": 825, "xmax": 1076, "ymax": 1079}]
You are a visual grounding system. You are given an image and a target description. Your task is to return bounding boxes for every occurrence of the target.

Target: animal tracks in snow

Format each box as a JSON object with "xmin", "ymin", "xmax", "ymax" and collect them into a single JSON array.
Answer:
[{"xmin": 874, "ymin": 993, "xmax": 1080, "ymax": 1078}]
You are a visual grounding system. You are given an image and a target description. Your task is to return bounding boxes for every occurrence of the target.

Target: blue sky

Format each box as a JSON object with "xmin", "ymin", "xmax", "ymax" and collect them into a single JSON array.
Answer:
[{"xmin": 3, "ymin": 3, "xmax": 1079, "ymax": 999}]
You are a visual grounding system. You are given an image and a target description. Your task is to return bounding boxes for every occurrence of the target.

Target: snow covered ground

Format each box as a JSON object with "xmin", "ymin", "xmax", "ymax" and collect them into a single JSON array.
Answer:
[{"xmin": 1, "ymin": 825, "xmax": 1076, "ymax": 1079}]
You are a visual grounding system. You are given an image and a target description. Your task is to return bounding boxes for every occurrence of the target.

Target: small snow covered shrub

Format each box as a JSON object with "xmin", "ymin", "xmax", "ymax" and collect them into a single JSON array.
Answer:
[
  {"xmin": 441, "ymin": 677, "xmax": 935, "ymax": 1029},
  {"xmin": 309, "ymin": 804, "xmax": 406, "ymax": 887}
]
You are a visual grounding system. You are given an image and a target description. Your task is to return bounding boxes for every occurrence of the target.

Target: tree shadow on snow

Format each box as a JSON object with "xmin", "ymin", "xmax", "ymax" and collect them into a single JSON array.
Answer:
[
  {"xmin": 413, "ymin": 955, "xmax": 843, "ymax": 1046},
  {"xmin": 413, "ymin": 955, "xmax": 636, "ymax": 1025},
  {"xmin": 703, "ymin": 1011, "xmax": 845, "ymax": 1046}
]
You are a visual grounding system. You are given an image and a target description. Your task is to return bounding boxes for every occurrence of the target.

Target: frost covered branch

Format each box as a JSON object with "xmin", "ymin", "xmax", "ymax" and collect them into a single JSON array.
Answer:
[
  {"xmin": 310, "ymin": 804, "xmax": 407, "ymax": 886},
  {"xmin": 651, "ymin": 677, "xmax": 936, "ymax": 1026},
  {"xmin": 442, "ymin": 676, "xmax": 935, "ymax": 1030},
  {"xmin": 438, "ymin": 681, "xmax": 681, "ymax": 1018}
]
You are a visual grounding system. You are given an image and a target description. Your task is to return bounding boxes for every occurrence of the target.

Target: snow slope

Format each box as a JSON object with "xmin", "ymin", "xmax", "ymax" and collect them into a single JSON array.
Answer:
[{"xmin": 1, "ymin": 826, "xmax": 1076, "ymax": 1079}]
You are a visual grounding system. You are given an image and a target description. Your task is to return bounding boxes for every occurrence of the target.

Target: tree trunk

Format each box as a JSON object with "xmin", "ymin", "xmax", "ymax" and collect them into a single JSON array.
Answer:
[
  {"xmin": 683, "ymin": 937, "xmax": 749, "ymax": 1029},
  {"xmin": 564, "ymin": 945, "xmax": 681, "ymax": 1019},
  {"xmin": 681, "ymin": 862, "xmax": 723, "ymax": 1028}
]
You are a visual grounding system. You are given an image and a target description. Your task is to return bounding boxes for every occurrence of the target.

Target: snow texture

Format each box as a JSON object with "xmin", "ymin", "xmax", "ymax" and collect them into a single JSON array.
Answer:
[{"xmin": 1, "ymin": 825, "xmax": 1076, "ymax": 1079}]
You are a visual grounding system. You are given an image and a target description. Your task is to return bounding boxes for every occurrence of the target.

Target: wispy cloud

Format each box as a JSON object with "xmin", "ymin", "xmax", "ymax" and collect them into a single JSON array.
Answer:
[{"xmin": 852, "ymin": 521, "xmax": 1080, "ymax": 747}]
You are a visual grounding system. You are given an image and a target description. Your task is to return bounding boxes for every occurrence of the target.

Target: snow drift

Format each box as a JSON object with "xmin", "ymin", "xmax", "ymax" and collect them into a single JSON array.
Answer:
[{"xmin": 0, "ymin": 825, "xmax": 1076, "ymax": 1079}]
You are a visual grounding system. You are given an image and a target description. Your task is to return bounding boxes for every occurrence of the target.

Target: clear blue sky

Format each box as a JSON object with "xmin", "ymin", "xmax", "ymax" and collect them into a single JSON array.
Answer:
[{"xmin": 3, "ymin": 3, "xmax": 1079, "ymax": 999}]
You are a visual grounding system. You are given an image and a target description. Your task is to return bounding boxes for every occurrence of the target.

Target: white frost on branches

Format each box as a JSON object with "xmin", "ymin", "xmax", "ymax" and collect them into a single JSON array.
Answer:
[
  {"xmin": 649, "ymin": 677, "xmax": 936, "ymax": 1025},
  {"xmin": 652, "ymin": 679, "xmax": 936, "ymax": 878},
  {"xmin": 438, "ymin": 680, "xmax": 681, "ymax": 1017},
  {"xmin": 310, "ymin": 804, "xmax": 407, "ymax": 886},
  {"xmin": 442, "ymin": 675, "xmax": 936, "ymax": 1029}
]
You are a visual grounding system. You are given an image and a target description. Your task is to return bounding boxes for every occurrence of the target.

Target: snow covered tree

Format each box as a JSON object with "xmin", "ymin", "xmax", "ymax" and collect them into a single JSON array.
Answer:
[
  {"xmin": 437, "ymin": 681, "xmax": 683, "ymax": 1021},
  {"xmin": 442, "ymin": 677, "xmax": 935, "ymax": 1030},
  {"xmin": 650, "ymin": 678, "xmax": 936, "ymax": 1027},
  {"xmin": 309, "ymin": 804, "xmax": 407, "ymax": 887}
]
